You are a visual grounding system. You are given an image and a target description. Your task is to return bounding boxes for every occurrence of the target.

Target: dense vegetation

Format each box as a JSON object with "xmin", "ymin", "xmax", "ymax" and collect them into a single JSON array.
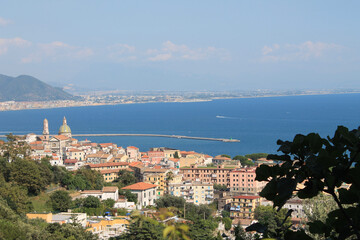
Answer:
[{"xmin": 249, "ymin": 126, "xmax": 360, "ymax": 239}]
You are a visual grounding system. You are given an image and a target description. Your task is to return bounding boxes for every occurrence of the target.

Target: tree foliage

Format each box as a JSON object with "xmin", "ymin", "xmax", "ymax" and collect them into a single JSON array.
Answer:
[
  {"xmin": 249, "ymin": 126, "xmax": 360, "ymax": 239},
  {"xmin": 233, "ymin": 155, "xmax": 255, "ymax": 166},
  {"xmin": 0, "ymin": 196, "xmax": 96, "ymax": 240},
  {"xmin": 48, "ymin": 190, "xmax": 72, "ymax": 212},
  {"xmin": 115, "ymin": 170, "xmax": 137, "ymax": 187},
  {"xmin": 10, "ymin": 159, "xmax": 47, "ymax": 195},
  {"xmin": 253, "ymin": 205, "xmax": 291, "ymax": 238},
  {"xmin": 244, "ymin": 153, "xmax": 268, "ymax": 160},
  {"xmin": 213, "ymin": 184, "xmax": 227, "ymax": 191},
  {"xmin": 222, "ymin": 217, "xmax": 232, "ymax": 231}
]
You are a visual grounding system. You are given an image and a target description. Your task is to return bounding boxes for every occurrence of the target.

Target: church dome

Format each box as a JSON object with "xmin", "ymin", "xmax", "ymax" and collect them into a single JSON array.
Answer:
[
  {"xmin": 59, "ymin": 124, "xmax": 71, "ymax": 134},
  {"xmin": 58, "ymin": 116, "xmax": 72, "ymax": 135}
]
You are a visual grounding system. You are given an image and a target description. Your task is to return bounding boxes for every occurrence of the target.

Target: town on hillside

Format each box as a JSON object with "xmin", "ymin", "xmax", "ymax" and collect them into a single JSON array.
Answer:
[{"xmin": 1, "ymin": 117, "xmax": 308, "ymax": 239}]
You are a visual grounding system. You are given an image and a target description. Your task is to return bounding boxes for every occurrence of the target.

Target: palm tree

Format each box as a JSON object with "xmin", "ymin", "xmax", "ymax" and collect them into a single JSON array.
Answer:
[
  {"xmin": 163, "ymin": 223, "xmax": 191, "ymax": 240},
  {"xmin": 165, "ymin": 171, "xmax": 175, "ymax": 194}
]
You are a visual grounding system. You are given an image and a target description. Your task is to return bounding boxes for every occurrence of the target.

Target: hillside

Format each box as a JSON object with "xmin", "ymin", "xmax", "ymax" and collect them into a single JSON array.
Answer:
[{"xmin": 0, "ymin": 74, "xmax": 78, "ymax": 101}]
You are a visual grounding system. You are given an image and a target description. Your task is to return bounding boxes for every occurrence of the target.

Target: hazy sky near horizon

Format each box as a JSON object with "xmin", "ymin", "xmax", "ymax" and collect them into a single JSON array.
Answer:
[{"xmin": 0, "ymin": 1, "xmax": 359, "ymax": 91}]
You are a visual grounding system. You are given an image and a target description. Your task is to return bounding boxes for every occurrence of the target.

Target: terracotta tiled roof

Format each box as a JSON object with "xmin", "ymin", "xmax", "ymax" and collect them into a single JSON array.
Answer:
[
  {"xmin": 102, "ymin": 186, "xmax": 118, "ymax": 192},
  {"xmin": 100, "ymin": 169, "xmax": 121, "ymax": 174},
  {"xmin": 31, "ymin": 146, "xmax": 44, "ymax": 150},
  {"xmin": 53, "ymin": 135, "xmax": 69, "ymax": 141},
  {"xmin": 122, "ymin": 182, "xmax": 157, "ymax": 191},
  {"xmin": 214, "ymin": 155, "xmax": 231, "ymax": 160},
  {"xmin": 127, "ymin": 146, "xmax": 138, "ymax": 150},
  {"xmin": 81, "ymin": 190, "xmax": 102, "ymax": 194},
  {"xmin": 68, "ymin": 148, "xmax": 82, "ymax": 152},
  {"xmin": 129, "ymin": 162, "xmax": 142, "ymax": 167},
  {"xmin": 99, "ymin": 143, "xmax": 114, "ymax": 147},
  {"xmin": 88, "ymin": 162, "xmax": 129, "ymax": 168},
  {"xmin": 29, "ymin": 141, "xmax": 43, "ymax": 145},
  {"xmin": 64, "ymin": 159, "xmax": 77, "ymax": 164},
  {"xmin": 143, "ymin": 168, "xmax": 167, "ymax": 172}
]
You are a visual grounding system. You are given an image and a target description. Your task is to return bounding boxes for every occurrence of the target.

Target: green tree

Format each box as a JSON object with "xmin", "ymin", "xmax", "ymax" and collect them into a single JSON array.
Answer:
[
  {"xmin": 233, "ymin": 156, "xmax": 255, "ymax": 166},
  {"xmin": 221, "ymin": 210, "xmax": 230, "ymax": 218},
  {"xmin": 233, "ymin": 155, "xmax": 248, "ymax": 161},
  {"xmin": 234, "ymin": 224, "xmax": 251, "ymax": 240},
  {"xmin": 103, "ymin": 198, "xmax": 115, "ymax": 208},
  {"xmin": 250, "ymin": 126, "xmax": 360, "ymax": 239},
  {"xmin": 221, "ymin": 154, "xmax": 231, "ymax": 159},
  {"xmin": 244, "ymin": 153, "xmax": 268, "ymax": 160},
  {"xmin": 303, "ymin": 193, "xmax": 338, "ymax": 239},
  {"xmin": 163, "ymin": 224, "xmax": 190, "ymax": 240},
  {"xmin": 76, "ymin": 168, "xmax": 104, "ymax": 190},
  {"xmin": 49, "ymin": 190, "xmax": 72, "ymax": 212},
  {"xmin": 115, "ymin": 170, "xmax": 137, "ymax": 187},
  {"xmin": 213, "ymin": 184, "xmax": 227, "ymax": 191},
  {"xmin": 222, "ymin": 217, "xmax": 232, "ymax": 231},
  {"xmin": 10, "ymin": 159, "xmax": 46, "ymax": 195},
  {"xmin": 174, "ymin": 151, "xmax": 180, "ymax": 159},
  {"xmin": 83, "ymin": 196, "xmax": 101, "ymax": 208},
  {"xmin": 118, "ymin": 189, "xmax": 138, "ymax": 203},
  {"xmin": 253, "ymin": 205, "xmax": 291, "ymax": 238},
  {"xmin": 115, "ymin": 211, "xmax": 165, "ymax": 240},
  {"xmin": 155, "ymin": 195, "xmax": 186, "ymax": 210},
  {"xmin": 0, "ymin": 180, "xmax": 32, "ymax": 214}
]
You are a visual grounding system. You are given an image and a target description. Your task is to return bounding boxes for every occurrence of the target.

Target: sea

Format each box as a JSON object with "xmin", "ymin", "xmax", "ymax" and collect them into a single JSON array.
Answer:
[{"xmin": 0, "ymin": 93, "xmax": 359, "ymax": 157}]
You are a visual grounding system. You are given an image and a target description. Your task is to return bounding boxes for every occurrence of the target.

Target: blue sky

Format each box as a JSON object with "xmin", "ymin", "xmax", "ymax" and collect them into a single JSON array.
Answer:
[{"xmin": 0, "ymin": 1, "xmax": 359, "ymax": 91}]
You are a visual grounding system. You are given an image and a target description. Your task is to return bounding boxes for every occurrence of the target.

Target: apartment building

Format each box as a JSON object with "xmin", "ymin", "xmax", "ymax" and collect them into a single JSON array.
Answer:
[
  {"xmin": 169, "ymin": 181, "xmax": 214, "ymax": 205},
  {"xmin": 180, "ymin": 165, "xmax": 237, "ymax": 187},
  {"xmin": 230, "ymin": 195, "xmax": 261, "ymax": 219},
  {"xmin": 121, "ymin": 182, "xmax": 157, "ymax": 208},
  {"xmin": 229, "ymin": 167, "xmax": 266, "ymax": 195}
]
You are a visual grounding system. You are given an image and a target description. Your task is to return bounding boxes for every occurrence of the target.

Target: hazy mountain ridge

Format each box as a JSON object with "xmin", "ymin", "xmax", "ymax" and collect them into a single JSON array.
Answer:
[{"xmin": 0, "ymin": 74, "xmax": 78, "ymax": 101}]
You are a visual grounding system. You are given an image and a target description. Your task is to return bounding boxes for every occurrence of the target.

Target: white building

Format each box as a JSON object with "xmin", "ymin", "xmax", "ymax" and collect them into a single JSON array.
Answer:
[
  {"xmin": 121, "ymin": 182, "xmax": 157, "ymax": 209},
  {"xmin": 80, "ymin": 186, "xmax": 119, "ymax": 201}
]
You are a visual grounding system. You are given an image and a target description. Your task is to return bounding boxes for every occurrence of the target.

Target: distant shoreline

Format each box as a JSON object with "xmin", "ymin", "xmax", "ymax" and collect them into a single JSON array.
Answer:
[{"xmin": 1, "ymin": 91, "xmax": 360, "ymax": 112}]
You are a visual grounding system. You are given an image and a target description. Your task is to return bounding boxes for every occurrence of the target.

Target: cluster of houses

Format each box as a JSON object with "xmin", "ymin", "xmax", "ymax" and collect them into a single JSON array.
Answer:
[{"xmin": 23, "ymin": 117, "xmax": 307, "ymax": 237}]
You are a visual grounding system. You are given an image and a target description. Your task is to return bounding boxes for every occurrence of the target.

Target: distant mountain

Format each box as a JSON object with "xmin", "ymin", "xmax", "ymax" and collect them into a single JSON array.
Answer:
[{"xmin": 0, "ymin": 74, "xmax": 79, "ymax": 101}]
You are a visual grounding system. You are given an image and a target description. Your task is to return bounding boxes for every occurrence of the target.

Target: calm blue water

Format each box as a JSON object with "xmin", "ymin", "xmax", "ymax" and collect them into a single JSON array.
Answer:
[{"xmin": 0, "ymin": 94, "xmax": 359, "ymax": 157}]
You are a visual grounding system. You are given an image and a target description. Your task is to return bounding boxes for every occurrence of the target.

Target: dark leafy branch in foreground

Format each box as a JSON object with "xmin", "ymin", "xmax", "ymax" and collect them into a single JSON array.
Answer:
[{"xmin": 247, "ymin": 126, "xmax": 360, "ymax": 240}]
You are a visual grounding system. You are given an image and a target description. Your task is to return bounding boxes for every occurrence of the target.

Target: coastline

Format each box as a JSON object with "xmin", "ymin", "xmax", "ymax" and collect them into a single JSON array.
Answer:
[{"xmin": 1, "ymin": 91, "xmax": 359, "ymax": 112}]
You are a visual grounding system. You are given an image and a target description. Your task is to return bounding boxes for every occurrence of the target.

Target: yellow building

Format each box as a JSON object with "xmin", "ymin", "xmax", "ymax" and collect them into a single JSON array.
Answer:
[
  {"xmin": 144, "ymin": 170, "xmax": 167, "ymax": 197},
  {"xmin": 230, "ymin": 195, "xmax": 261, "ymax": 219},
  {"xmin": 26, "ymin": 213, "xmax": 53, "ymax": 223},
  {"xmin": 87, "ymin": 218, "xmax": 129, "ymax": 237},
  {"xmin": 143, "ymin": 169, "xmax": 181, "ymax": 197}
]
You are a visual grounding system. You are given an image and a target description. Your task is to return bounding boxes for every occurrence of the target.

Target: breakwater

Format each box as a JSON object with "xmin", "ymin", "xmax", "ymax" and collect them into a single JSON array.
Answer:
[{"xmin": 0, "ymin": 133, "xmax": 240, "ymax": 142}]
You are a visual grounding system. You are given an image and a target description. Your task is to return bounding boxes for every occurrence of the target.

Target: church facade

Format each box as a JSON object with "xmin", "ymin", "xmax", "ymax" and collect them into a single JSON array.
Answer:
[{"xmin": 42, "ymin": 117, "xmax": 73, "ymax": 159}]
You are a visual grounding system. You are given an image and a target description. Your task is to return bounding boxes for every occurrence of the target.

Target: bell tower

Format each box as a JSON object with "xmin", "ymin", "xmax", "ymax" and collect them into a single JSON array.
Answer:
[{"xmin": 43, "ymin": 118, "xmax": 49, "ymax": 141}]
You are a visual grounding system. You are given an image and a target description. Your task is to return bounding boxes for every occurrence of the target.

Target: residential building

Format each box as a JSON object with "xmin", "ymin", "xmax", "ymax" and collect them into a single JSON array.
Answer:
[
  {"xmin": 121, "ymin": 182, "xmax": 157, "ymax": 208},
  {"xmin": 212, "ymin": 155, "xmax": 232, "ymax": 165},
  {"xmin": 27, "ymin": 212, "xmax": 87, "ymax": 227},
  {"xmin": 86, "ymin": 218, "xmax": 129, "ymax": 239},
  {"xmin": 180, "ymin": 164, "xmax": 237, "ymax": 187},
  {"xmin": 229, "ymin": 167, "xmax": 266, "ymax": 195},
  {"xmin": 86, "ymin": 162, "xmax": 129, "ymax": 171},
  {"xmin": 169, "ymin": 181, "xmax": 214, "ymax": 205},
  {"xmin": 100, "ymin": 168, "xmax": 134, "ymax": 182},
  {"xmin": 230, "ymin": 195, "xmax": 261, "ymax": 219},
  {"xmin": 66, "ymin": 148, "xmax": 85, "ymax": 161},
  {"xmin": 80, "ymin": 186, "xmax": 119, "ymax": 201},
  {"xmin": 126, "ymin": 146, "xmax": 140, "ymax": 161}
]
